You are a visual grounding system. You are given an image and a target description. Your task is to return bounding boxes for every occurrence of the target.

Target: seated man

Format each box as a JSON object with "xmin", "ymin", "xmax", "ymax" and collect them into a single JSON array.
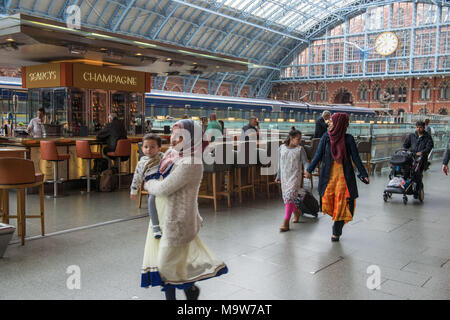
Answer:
[
  {"xmin": 96, "ymin": 113, "xmax": 128, "ymax": 159},
  {"xmin": 402, "ymin": 120, "xmax": 434, "ymax": 195}
]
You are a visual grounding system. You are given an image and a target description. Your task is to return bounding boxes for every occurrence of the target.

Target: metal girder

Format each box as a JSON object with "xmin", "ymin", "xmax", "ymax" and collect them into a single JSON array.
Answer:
[
  {"xmin": 153, "ymin": 2, "xmax": 180, "ymax": 40},
  {"xmin": 214, "ymin": 72, "xmax": 229, "ymax": 95},
  {"xmin": 84, "ymin": 0, "xmax": 99, "ymax": 24},
  {"xmin": 112, "ymin": 0, "xmax": 136, "ymax": 32},
  {"xmin": 185, "ymin": 2, "xmax": 222, "ymax": 46},
  {"xmin": 236, "ymin": 69, "xmax": 255, "ymax": 96},
  {"xmin": 3, "ymin": 0, "xmax": 13, "ymax": 14},
  {"xmin": 171, "ymin": 0, "xmax": 308, "ymax": 43},
  {"xmin": 154, "ymin": 76, "xmax": 169, "ymax": 91}
]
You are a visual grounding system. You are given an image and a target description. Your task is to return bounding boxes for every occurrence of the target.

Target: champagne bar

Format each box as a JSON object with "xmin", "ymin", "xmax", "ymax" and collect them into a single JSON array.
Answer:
[{"xmin": 21, "ymin": 62, "xmax": 150, "ymax": 137}]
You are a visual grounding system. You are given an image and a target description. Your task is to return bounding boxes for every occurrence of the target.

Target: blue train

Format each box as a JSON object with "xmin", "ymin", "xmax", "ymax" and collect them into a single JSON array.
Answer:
[{"xmin": 145, "ymin": 90, "xmax": 376, "ymax": 121}]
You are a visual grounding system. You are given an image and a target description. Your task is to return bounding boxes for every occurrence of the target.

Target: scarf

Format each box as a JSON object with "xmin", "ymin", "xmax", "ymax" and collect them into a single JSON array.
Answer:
[
  {"xmin": 329, "ymin": 113, "xmax": 349, "ymax": 164},
  {"xmin": 159, "ymin": 119, "xmax": 202, "ymax": 174}
]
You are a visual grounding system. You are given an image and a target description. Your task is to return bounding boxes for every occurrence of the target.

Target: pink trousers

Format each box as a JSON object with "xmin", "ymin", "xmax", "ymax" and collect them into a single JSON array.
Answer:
[{"xmin": 284, "ymin": 201, "xmax": 297, "ymax": 220}]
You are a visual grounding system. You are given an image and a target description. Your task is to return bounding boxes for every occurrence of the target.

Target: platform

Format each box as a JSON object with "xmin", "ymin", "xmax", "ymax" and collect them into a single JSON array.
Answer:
[{"xmin": 0, "ymin": 161, "xmax": 449, "ymax": 300}]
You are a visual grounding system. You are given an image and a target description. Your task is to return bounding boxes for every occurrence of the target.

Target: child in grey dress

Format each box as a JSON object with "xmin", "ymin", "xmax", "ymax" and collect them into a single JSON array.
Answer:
[{"xmin": 130, "ymin": 134, "xmax": 164, "ymax": 238}]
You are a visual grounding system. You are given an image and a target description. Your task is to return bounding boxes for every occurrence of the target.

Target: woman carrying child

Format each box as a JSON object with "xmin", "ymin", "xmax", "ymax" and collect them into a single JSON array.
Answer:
[
  {"xmin": 275, "ymin": 127, "xmax": 309, "ymax": 232},
  {"xmin": 140, "ymin": 119, "xmax": 228, "ymax": 300}
]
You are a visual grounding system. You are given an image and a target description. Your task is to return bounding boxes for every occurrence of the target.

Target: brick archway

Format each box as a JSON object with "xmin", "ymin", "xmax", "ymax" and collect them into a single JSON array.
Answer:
[{"xmin": 332, "ymin": 87, "xmax": 353, "ymax": 104}]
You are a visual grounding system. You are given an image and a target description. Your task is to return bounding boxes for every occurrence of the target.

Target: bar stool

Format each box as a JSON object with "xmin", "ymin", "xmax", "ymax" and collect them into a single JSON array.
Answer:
[
  {"xmin": 106, "ymin": 139, "xmax": 131, "ymax": 189},
  {"xmin": 76, "ymin": 140, "xmax": 103, "ymax": 193},
  {"xmin": 233, "ymin": 141, "xmax": 256, "ymax": 204},
  {"xmin": 40, "ymin": 141, "xmax": 70, "ymax": 197},
  {"xmin": 257, "ymin": 140, "xmax": 281, "ymax": 199},
  {"xmin": 0, "ymin": 158, "xmax": 45, "ymax": 245},
  {"xmin": 198, "ymin": 141, "xmax": 233, "ymax": 211}
]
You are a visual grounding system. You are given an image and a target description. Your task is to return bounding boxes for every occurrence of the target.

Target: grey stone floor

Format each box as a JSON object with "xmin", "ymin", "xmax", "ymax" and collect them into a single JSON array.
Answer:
[{"xmin": 0, "ymin": 162, "xmax": 449, "ymax": 300}]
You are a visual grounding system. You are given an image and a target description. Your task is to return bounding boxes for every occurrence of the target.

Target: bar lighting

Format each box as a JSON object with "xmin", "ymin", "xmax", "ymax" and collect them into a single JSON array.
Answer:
[
  {"xmin": 370, "ymin": 121, "xmax": 375, "ymax": 124},
  {"xmin": 288, "ymin": 119, "xmax": 296, "ymax": 122},
  {"xmin": 156, "ymin": 116, "xmax": 165, "ymax": 120},
  {"xmin": 264, "ymin": 118, "xmax": 271, "ymax": 122},
  {"xmin": 309, "ymin": 119, "xmax": 315, "ymax": 123},
  {"xmin": 227, "ymin": 117, "xmax": 235, "ymax": 121},
  {"xmin": 191, "ymin": 116, "xmax": 200, "ymax": 120},
  {"xmin": 277, "ymin": 118, "xmax": 284, "ymax": 122}
]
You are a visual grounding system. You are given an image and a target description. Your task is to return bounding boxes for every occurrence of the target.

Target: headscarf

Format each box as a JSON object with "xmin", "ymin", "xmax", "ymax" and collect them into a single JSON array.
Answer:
[
  {"xmin": 159, "ymin": 119, "xmax": 203, "ymax": 174},
  {"xmin": 329, "ymin": 113, "xmax": 349, "ymax": 164}
]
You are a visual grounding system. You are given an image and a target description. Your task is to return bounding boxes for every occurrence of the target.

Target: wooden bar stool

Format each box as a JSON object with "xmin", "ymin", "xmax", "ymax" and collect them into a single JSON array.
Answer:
[
  {"xmin": 233, "ymin": 141, "xmax": 256, "ymax": 204},
  {"xmin": 106, "ymin": 139, "xmax": 131, "ymax": 189},
  {"xmin": 0, "ymin": 158, "xmax": 45, "ymax": 245},
  {"xmin": 198, "ymin": 141, "xmax": 233, "ymax": 211},
  {"xmin": 257, "ymin": 140, "xmax": 281, "ymax": 198},
  {"xmin": 75, "ymin": 140, "xmax": 103, "ymax": 193},
  {"xmin": 40, "ymin": 141, "xmax": 70, "ymax": 197}
]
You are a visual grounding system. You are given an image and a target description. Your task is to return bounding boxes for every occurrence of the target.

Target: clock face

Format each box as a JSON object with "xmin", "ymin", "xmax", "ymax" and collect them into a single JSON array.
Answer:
[{"xmin": 375, "ymin": 32, "xmax": 399, "ymax": 56}]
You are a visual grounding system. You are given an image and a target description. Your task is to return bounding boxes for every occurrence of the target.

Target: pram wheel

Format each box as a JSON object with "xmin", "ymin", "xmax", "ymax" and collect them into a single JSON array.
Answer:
[
  {"xmin": 419, "ymin": 188, "xmax": 424, "ymax": 203},
  {"xmin": 403, "ymin": 195, "xmax": 408, "ymax": 205},
  {"xmin": 383, "ymin": 193, "xmax": 388, "ymax": 202}
]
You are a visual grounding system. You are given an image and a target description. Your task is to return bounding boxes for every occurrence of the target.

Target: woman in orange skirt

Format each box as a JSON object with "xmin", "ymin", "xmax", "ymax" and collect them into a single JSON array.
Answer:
[{"xmin": 305, "ymin": 113, "xmax": 369, "ymax": 241}]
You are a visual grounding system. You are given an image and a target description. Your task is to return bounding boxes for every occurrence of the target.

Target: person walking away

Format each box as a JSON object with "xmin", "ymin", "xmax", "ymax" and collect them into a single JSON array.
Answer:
[
  {"xmin": 96, "ymin": 113, "xmax": 127, "ymax": 157},
  {"xmin": 130, "ymin": 134, "xmax": 164, "ymax": 238},
  {"xmin": 442, "ymin": 138, "xmax": 449, "ymax": 175},
  {"xmin": 424, "ymin": 118, "xmax": 434, "ymax": 136},
  {"xmin": 402, "ymin": 120, "xmax": 434, "ymax": 195},
  {"xmin": 314, "ymin": 110, "xmax": 331, "ymax": 139},
  {"xmin": 141, "ymin": 119, "xmax": 228, "ymax": 300},
  {"xmin": 27, "ymin": 107, "xmax": 46, "ymax": 138},
  {"xmin": 275, "ymin": 127, "xmax": 309, "ymax": 232},
  {"xmin": 205, "ymin": 113, "xmax": 223, "ymax": 142},
  {"xmin": 305, "ymin": 113, "xmax": 369, "ymax": 241}
]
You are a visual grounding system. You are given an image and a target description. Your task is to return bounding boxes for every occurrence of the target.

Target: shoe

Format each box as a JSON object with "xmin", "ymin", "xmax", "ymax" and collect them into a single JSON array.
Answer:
[
  {"xmin": 280, "ymin": 219, "xmax": 290, "ymax": 232},
  {"xmin": 185, "ymin": 285, "xmax": 200, "ymax": 300},
  {"xmin": 153, "ymin": 225, "xmax": 162, "ymax": 239},
  {"xmin": 292, "ymin": 210, "xmax": 301, "ymax": 223},
  {"xmin": 331, "ymin": 236, "xmax": 340, "ymax": 242}
]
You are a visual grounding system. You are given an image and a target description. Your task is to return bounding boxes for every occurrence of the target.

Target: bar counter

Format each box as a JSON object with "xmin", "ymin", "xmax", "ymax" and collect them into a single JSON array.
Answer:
[{"xmin": 0, "ymin": 135, "xmax": 171, "ymax": 181}]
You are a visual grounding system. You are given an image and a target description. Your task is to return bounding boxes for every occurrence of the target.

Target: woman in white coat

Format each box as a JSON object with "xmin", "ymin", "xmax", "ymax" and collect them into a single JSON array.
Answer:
[{"xmin": 141, "ymin": 119, "xmax": 228, "ymax": 300}]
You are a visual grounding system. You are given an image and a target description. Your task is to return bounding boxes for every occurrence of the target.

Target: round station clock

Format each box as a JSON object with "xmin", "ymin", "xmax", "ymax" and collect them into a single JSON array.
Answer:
[{"xmin": 375, "ymin": 32, "xmax": 399, "ymax": 56}]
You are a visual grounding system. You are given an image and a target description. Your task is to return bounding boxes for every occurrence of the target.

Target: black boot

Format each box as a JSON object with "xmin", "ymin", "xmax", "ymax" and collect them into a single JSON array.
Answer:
[
  {"xmin": 184, "ymin": 285, "xmax": 200, "ymax": 300},
  {"xmin": 165, "ymin": 287, "xmax": 176, "ymax": 300}
]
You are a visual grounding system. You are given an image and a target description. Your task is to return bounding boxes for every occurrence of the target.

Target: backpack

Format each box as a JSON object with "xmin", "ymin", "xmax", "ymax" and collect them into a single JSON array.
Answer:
[
  {"xmin": 99, "ymin": 168, "xmax": 118, "ymax": 192},
  {"xmin": 294, "ymin": 188, "xmax": 319, "ymax": 217}
]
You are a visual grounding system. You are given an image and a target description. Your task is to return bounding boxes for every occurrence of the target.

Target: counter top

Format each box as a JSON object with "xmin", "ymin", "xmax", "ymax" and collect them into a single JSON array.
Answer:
[{"xmin": 0, "ymin": 134, "xmax": 171, "ymax": 147}]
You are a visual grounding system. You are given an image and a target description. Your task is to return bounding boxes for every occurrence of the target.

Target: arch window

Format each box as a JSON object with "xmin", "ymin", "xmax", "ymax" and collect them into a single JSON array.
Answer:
[
  {"xmin": 440, "ymin": 82, "xmax": 449, "ymax": 100},
  {"xmin": 372, "ymin": 84, "xmax": 381, "ymax": 101},
  {"xmin": 359, "ymin": 85, "xmax": 368, "ymax": 101},
  {"xmin": 297, "ymin": 88, "xmax": 303, "ymax": 101},
  {"xmin": 386, "ymin": 85, "xmax": 396, "ymax": 101},
  {"xmin": 319, "ymin": 85, "xmax": 327, "ymax": 101},
  {"xmin": 420, "ymin": 82, "xmax": 431, "ymax": 100},
  {"xmin": 398, "ymin": 84, "xmax": 407, "ymax": 102},
  {"xmin": 307, "ymin": 87, "xmax": 315, "ymax": 102}
]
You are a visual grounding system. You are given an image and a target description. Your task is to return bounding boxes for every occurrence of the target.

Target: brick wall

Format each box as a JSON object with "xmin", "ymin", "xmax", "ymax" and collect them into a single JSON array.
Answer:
[{"xmin": 272, "ymin": 76, "xmax": 450, "ymax": 115}]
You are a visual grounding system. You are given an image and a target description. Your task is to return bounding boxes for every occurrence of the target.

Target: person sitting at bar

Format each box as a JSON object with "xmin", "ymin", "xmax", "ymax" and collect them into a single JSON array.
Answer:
[
  {"xmin": 241, "ymin": 116, "xmax": 259, "ymax": 140},
  {"xmin": 314, "ymin": 110, "xmax": 331, "ymax": 139},
  {"xmin": 205, "ymin": 113, "xmax": 223, "ymax": 142},
  {"xmin": 27, "ymin": 107, "xmax": 46, "ymax": 138},
  {"xmin": 96, "ymin": 112, "xmax": 127, "ymax": 158}
]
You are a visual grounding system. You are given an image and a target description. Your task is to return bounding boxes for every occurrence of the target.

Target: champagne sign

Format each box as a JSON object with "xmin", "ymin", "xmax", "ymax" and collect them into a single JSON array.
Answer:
[{"xmin": 73, "ymin": 63, "xmax": 146, "ymax": 92}]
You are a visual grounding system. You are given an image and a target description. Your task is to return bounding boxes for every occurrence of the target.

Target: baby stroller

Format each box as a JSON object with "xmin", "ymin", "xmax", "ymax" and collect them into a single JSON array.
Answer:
[{"xmin": 383, "ymin": 149, "xmax": 425, "ymax": 204}]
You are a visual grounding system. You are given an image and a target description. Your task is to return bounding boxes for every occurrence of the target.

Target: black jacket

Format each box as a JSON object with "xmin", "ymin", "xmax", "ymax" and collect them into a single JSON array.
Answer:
[
  {"xmin": 307, "ymin": 133, "xmax": 368, "ymax": 200},
  {"xmin": 443, "ymin": 138, "xmax": 450, "ymax": 166},
  {"xmin": 314, "ymin": 117, "xmax": 328, "ymax": 139},
  {"xmin": 96, "ymin": 119, "xmax": 127, "ymax": 151},
  {"xmin": 402, "ymin": 131, "xmax": 434, "ymax": 157}
]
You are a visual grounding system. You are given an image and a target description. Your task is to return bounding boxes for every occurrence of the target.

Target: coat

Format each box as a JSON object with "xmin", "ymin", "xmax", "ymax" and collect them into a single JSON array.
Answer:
[
  {"xmin": 443, "ymin": 138, "xmax": 450, "ymax": 166},
  {"xmin": 403, "ymin": 131, "xmax": 434, "ymax": 157},
  {"xmin": 96, "ymin": 119, "xmax": 127, "ymax": 152},
  {"xmin": 307, "ymin": 132, "xmax": 368, "ymax": 200},
  {"xmin": 314, "ymin": 117, "xmax": 328, "ymax": 139},
  {"xmin": 145, "ymin": 158, "xmax": 203, "ymax": 247}
]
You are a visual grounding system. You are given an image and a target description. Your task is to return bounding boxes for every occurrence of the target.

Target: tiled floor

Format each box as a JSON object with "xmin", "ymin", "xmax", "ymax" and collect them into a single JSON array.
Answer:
[{"xmin": 0, "ymin": 162, "xmax": 449, "ymax": 300}]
